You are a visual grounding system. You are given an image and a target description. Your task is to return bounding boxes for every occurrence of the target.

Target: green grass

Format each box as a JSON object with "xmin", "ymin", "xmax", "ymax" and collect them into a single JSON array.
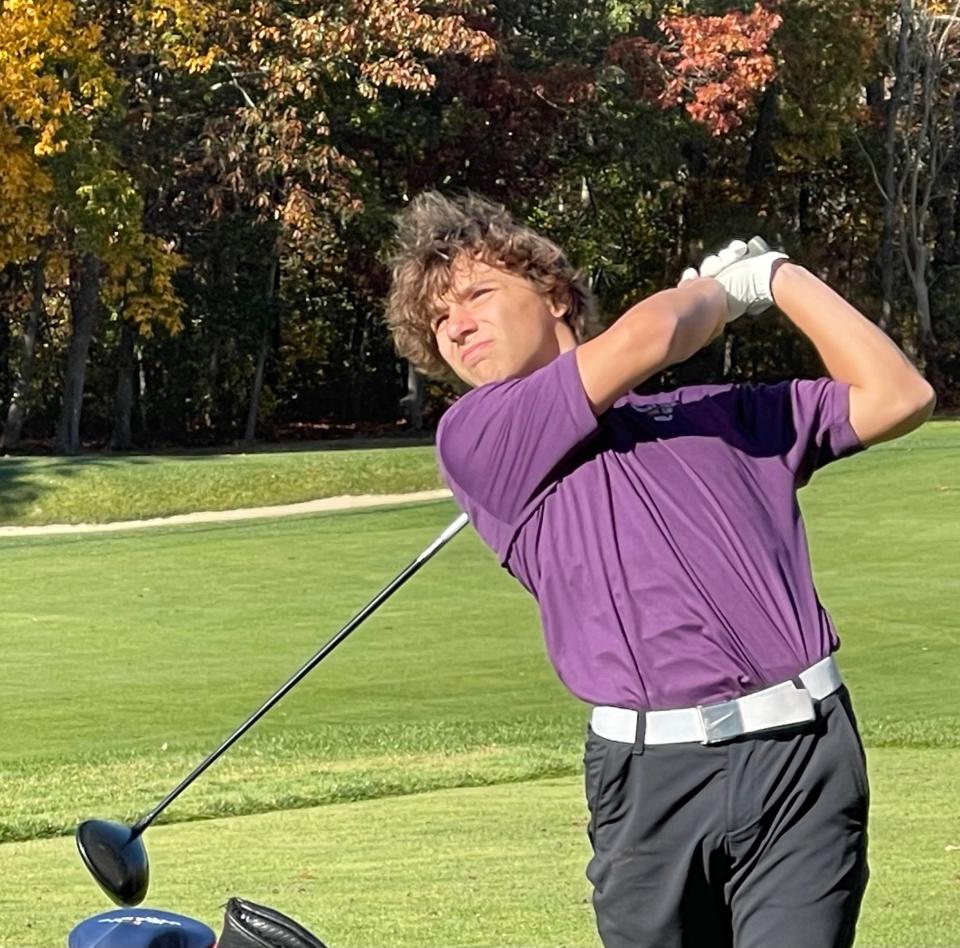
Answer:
[
  {"xmin": 800, "ymin": 421, "xmax": 959, "ymax": 735},
  {"xmin": 0, "ymin": 444, "xmax": 442, "ymax": 526},
  {"xmin": 0, "ymin": 502, "xmax": 580, "ymax": 840},
  {"xmin": 0, "ymin": 484, "xmax": 954, "ymax": 840},
  {"xmin": 0, "ymin": 422, "xmax": 957, "ymax": 945},
  {"xmin": 1, "ymin": 753, "xmax": 958, "ymax": 948}
]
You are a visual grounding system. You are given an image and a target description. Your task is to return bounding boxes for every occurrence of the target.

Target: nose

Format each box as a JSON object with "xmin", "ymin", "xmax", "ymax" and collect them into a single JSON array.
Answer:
[{"xmin": 444, "ymin": 305, "xmax": 476, "ymax": 344}]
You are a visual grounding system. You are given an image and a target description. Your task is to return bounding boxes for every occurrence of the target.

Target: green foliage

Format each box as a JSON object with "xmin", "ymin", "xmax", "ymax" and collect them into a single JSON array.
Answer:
[
  {"xmin": 775, "ymin": 0, "xmax": 883, "ymax": 164},
  {"xmin": 1, "ymin": 0, "xmax": 957, "ymax": 448},
  {"xmin": 60, "ymin": 160, "xmax": 143, "ymax": 256}
]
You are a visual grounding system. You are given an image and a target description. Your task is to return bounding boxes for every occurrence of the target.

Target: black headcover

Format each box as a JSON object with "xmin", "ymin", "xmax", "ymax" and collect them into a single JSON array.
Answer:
[{"xmin": 217, "ymin": 898, "xmax": 328, "ymax": 948}]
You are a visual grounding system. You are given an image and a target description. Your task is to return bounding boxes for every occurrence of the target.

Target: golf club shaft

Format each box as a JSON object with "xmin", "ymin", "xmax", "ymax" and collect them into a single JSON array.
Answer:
[{"xmin": 131, "ymin": 512, "xmax": 469, "ymax": 836}]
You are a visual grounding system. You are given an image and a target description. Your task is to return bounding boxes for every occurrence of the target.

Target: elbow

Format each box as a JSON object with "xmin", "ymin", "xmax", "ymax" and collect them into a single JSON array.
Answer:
[
  {"xmin": 902, "ymin": 377, "xmax": 936, "ymax": 426},
  {"xmin": 885, "ymin": 378, "xmax": 936, "ymax": 439},
  {"xmin": 851, "ymin": 376, "xmax": 936, "ymax": 446}
]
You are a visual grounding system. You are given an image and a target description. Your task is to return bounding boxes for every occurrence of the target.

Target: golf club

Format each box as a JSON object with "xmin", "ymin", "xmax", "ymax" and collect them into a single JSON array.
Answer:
[{"xmin": 76, "ymin": 512, "xmax": 469, "ymax": 907}]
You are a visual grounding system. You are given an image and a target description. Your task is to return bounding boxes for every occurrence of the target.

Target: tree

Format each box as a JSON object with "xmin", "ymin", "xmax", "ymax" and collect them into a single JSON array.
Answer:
[
  {"xmin": 0, "ymin": 252, "xmax": 47, "ymax": 449},
  {"xmin": 879, "ymin": 0, "xmax": 960, "ymax": 349},
  {"xmin": 0, "ymin": 0, "xmax": 114, "ymax": 451},
  {"xmin": 120, "ymin": 0, "xmax": 497, "ymax": 440},
  {"xmin": 7, "ymin": 4, "xmax": 222, "ymax": 449}
]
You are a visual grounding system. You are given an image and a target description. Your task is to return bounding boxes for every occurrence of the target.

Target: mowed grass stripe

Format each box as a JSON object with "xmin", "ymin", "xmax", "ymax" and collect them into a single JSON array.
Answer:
[
  {"xmin": 2, "ymin": 715, "xmax": 957, "ymax": 845},
  {"xmin": 0, "ymin": 722, "xmax": 583, "ymax": 843},
  {"xmin": 1, "ymin": 749, "xmax": 958, "ymax": 948}
]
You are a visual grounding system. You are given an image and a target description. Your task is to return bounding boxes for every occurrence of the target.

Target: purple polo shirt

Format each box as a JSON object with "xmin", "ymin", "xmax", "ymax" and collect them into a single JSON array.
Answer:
[{"xmin": 436, "ymin": 349, "xmax": 865, "ymax": 710}]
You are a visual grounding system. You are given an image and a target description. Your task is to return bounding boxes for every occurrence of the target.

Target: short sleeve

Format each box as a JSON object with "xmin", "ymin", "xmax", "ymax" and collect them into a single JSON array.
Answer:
[
  {"xmin": 738, "ymin": 379, "xmax": 864, "ymax": 487},
  {"xmin": 436, "ymin": 348, "xmax": 598, "ymax": 526}
]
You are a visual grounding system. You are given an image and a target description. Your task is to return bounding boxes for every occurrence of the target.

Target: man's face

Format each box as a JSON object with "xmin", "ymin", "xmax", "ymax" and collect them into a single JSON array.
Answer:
[{"xmin": 431, "ymin": 256, "xmax": 575, "ymax": 387}]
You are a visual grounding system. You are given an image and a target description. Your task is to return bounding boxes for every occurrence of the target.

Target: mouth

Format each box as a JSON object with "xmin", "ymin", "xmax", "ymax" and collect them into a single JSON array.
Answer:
[{"xmin": 461, "ymin": 340, "xmax": 492, "ymax": 367}]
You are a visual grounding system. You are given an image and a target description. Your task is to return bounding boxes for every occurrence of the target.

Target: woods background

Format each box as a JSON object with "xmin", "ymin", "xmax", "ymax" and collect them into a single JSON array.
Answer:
[{"xmin": 1, "ymin": 0, "xmax": 957, "ymax": 452}]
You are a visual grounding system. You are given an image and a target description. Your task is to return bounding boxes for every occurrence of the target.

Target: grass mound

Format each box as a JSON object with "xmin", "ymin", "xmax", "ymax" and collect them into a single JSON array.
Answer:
[{"xmin": 0, "ymin": 444, "xmax": 441, "ymax": 526}]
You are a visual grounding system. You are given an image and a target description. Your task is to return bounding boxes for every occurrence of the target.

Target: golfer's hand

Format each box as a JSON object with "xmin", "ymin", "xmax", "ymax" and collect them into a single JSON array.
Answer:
[{"xmin": 680, "ymin": 237, "xmax": 788, "ymax": 322}]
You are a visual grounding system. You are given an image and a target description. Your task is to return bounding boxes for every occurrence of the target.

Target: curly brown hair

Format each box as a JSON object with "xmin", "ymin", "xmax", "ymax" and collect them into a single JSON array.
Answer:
[{"xmin": 385, "ymin": 191, "xmax": 594, "ymax": 378}]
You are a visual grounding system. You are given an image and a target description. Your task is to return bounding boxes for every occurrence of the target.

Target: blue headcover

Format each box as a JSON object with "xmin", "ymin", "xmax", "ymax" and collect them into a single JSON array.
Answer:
[{"xmin": 68, "ymin": 908, "xmax": 216, "ymax": 948}]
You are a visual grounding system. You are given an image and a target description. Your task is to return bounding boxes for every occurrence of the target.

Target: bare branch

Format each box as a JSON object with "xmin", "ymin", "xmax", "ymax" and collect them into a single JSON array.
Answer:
[{"xmin": 855, "ymin": 133, "xmax": 890, "ymax": 201}]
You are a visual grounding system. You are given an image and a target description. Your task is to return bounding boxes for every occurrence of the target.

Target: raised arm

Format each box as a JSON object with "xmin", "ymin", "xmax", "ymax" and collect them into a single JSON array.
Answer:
[
  {"xmin": 770, "ymin": 263, "xmax": 936, "ymax": 446},
  {"xmin": 576, "ymin": 278, "xmax": 728, "ymax": 415}
]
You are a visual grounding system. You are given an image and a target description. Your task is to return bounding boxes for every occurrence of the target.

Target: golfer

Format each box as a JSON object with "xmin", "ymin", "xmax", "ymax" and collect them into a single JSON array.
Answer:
[{"xmin": 385, "ymin": 192, "xmax": 935, "ymax": 948}]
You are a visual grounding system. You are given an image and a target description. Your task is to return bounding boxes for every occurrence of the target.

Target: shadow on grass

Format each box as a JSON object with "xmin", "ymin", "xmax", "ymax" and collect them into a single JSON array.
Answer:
[{"xmin": 0, "ymin": 455, "xmax": 153, "ymax": 525}]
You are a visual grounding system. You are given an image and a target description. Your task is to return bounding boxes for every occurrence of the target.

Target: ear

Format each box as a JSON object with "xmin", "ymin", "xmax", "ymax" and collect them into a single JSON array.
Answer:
[{"xmin": 548, "ymin": 288, "xmax": 570, "ymax": 321}]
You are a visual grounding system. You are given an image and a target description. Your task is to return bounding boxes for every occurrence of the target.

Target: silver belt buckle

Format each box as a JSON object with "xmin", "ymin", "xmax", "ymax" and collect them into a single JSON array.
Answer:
[{"xmin": 697, "ymin": 699, "xmax": 744, "ymax": 744}]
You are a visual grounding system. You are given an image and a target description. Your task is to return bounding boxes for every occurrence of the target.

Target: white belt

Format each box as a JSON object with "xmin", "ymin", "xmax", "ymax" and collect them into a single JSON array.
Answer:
[{"xmin": 591, "ymin": 655, "xmax": 842, "ymax": 746}]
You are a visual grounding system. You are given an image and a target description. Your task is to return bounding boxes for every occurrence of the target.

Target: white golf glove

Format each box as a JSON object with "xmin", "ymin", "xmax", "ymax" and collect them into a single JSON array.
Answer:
[{"xmin": 680, "ymin": 236, "xmax": 789, "ymax": 322}]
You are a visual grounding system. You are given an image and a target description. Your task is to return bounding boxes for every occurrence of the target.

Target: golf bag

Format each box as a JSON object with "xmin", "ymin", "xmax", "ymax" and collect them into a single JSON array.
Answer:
[{"xmin": 217, "ymin": 897, "xmax": 329, "ymax": 948}]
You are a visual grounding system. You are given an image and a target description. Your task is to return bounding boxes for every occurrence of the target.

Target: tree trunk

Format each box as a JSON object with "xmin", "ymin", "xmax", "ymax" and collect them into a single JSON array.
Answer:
[
  {"xmin": 54, "ymin": 254, "xmax": 103, "ymax": 455},
  {"xmin": 932, "ymin": 86, "xmax": 960, "ymax": 267},
  {"xmin": 722, "ymin": 334, "xmax": 734, "ymax": 378},
  {"xmin": 399, "ymin": 362, "xmax": 425, "ymax": 431},
  {"xmin": 138, "ymin": 353, "xmax": 148, "ymax": 437},
  {"xmin": 109, "ymin": 320, "xmax": 139, "ymax": 450},
  {"xmin": 880, "ymin": 0, "xmax": 913, "ymax": 333},
  {"xmin": 866, "ymin": 77, "xmax": 885, "ymax": 122},
  {"xmin": 243, "ymin": 326, "xmax": 270, "ymax": 444},
  {"xmin": 242, "ymin": 255, "xmax": 279, "ymax": 444},
  {"xmin": 2, "ymin": 255, "xmax": 45, "ymax": 451},
  {"xmin": 204, "ymin": 343, "xmax": 219, "ymax": 431},
  {"xmin": 745, "ymin": 84, "xmax": 779, "ymax": 190},
  {"xmin": 913, "ymin": 244, "xmax": 935, "ymax": 345},
  {"xmin": 204, "ymin": 241, "xmax": 237, "ymax": 433}
]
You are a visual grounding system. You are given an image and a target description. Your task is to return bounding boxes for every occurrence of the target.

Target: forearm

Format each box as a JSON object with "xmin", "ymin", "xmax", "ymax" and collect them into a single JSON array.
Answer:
[
  {"xmin": 771, "ymin": 263, "xmax": 936, "ymax": 443},
  {"xmin": 576, "ymin": 278, "xmax": 727, "ymax": 414},
  {"xmin": 660, "ymin": 277, "xmax": 729, "ymax": 364}
]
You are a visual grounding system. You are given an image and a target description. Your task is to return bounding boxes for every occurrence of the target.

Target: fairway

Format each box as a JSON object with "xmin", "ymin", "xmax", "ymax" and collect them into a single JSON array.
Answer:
[{"xmin": 0, "ymin": 423, "xmax": 958, "ymax": 946}]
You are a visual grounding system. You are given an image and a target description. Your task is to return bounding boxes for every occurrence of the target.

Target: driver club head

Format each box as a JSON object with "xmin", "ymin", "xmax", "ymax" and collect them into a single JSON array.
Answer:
[{"xmin": 75, "ymin": 819, "xmax": 149, "ymax": 906}]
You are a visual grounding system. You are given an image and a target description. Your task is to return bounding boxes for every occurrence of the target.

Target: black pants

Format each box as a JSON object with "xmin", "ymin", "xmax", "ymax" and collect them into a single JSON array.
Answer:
[{"xmin": 583, "ymin": 688, "xmax": 870, "ymax": 948}]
